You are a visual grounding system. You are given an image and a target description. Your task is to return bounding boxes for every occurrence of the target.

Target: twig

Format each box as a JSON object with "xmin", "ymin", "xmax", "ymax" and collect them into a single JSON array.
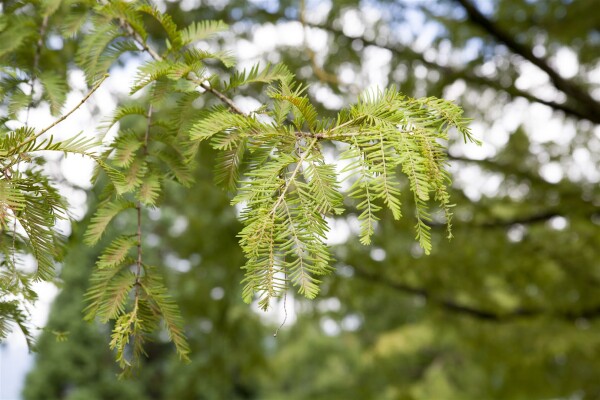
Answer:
[
  {"xmin": 15, "ymin": 74, "xmax": 109, "ymax": 152},
  {"xmin": 273, "ymin": 288, "xmax": 288, "ymax": 337},
  {"xmin": 134, "ymin": 103, "xmax": 153, "ymax": 289},
  {"xmin": 198, "ymin": 81, "xmax": 245, "ymax": 115}
]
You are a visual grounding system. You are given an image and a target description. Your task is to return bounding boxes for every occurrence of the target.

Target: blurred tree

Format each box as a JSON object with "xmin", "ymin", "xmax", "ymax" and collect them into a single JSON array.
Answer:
[{"xmin": 25, "ymin": 0, "xmax": 600, "ymax": 399}]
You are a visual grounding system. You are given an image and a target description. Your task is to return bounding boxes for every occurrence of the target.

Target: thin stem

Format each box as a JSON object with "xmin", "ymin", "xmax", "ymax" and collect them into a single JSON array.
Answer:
[
  {"xmin": 15, "ymin": 74, "xmax": 109, "ymax": 152},
  {"xmin": 273, "ymin": 287, "xmax": 288, "ymax": 337},
  {"xmin": 11, "ymin": 217, "xmax": 17, "ymax": 268},
  {"xmin": 143, "ymin": 104, "xmax": 153, "ymax": 152},
  {"xmin": 135, "ymin": 204, "xmax": 143, "ymax": 280},
  {"xmin": 270, "ymin": 137, "xmax": 318, "ymax": 216},
  {"xmin": 134, "ymin": 103, "xmax": 153, "ymax": 288},
  {"xmin": 198, "ymin": 81, "xmax": 245, "ymax": 115}
]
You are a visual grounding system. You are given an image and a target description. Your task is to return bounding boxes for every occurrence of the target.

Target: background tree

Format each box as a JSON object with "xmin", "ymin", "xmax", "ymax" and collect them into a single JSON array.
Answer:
[{"xmin": 20, "ymin": 0, "xmax": 600, "ymax": 399}]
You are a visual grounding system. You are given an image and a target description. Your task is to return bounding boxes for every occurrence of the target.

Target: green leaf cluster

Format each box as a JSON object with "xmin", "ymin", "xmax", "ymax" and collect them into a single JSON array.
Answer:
[{"xmin": 192, "ymin": 81, "xmax": 475, "ymax": 308}]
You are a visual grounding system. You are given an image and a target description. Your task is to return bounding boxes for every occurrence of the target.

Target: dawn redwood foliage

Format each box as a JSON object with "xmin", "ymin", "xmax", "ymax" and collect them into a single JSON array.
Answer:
[{"xmin": 0, "ymin": 0, "xmax": 476, "ymax": 371}]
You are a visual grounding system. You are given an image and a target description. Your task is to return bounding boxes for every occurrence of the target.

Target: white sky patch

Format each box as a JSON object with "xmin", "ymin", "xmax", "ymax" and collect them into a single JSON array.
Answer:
[
  {"xmin": 252, "ymin": 22, "xmax": 304, "ymax": 55},
  {"xmin": 588, "ymin": 65, "xmax": 600, "ymax": 100},
  {"xmin": 179, "ymin": 0, "xmax": 200, "ymax": 12},
  {"xmin": 413, "ymin": 23, "xmax": 439, "ymax": 54},
  {"xmin": 325, "ymin": 217, "xmax": 352, "ymax": 246},
  {"xmin": 233, "ymin": 95, "xmax": 263, "ymax": 114},
  {"xmin": 452, "ymin": 165, "xmax": 504, "ymax": 201},
  {"xmin": 304, "ymin": 27, "xmax": 329, "ymax": 54},
  {"xmin": 304, "ymin": 0, "xmax": 332, "ymax": 24},
  {"xmin": 341, "ymin": 9, "xmax": 366, "ymax": 38},
  {"xmin": 549, "ymin": 216, "xmax": 568, "ymax": 231},
  {"xmin": 515, "ymin": 63, "xmax": 550, "ymax": 92},
  {"xmin": 553, "ymin": 47, "xmax": 579, "ymax": 79},
  {"xmin": 320, "ymin": 317, "xmax": 341, "ymax": 336},
  {"xmin": 339, "ymin": 63, "xmax": 360, "ymax": 87},
  {"xmin": 539, "ymin": 162, "xmax": 564, "ymax": 184},
  {"xmin": 443, "ymin": 79, "xmax": 467, "ymax": 101},
  {"xmin": 525, "ymin": 103, "xmax": 576, "ymax": 145},
  {"xmin": 312, "ymin": 84, "xmax": 345, "ymax": 109},
  {"xmin": 62, "ymin": 155, "xmax": 96, "ymax": 190},
  {"xmin": 235, "ymin": 38, "xmax": 261, "ymax": 65},
  {"xmin": 341, "ymin": 313, "xmax": 362, "ymax": 331},
  {"xmin": 362, "ymin": 46, "xmax": 392, "ymax": 89},
  {"xmin": 370, "ymin": 247, "xmax": 386, "ymax": 262}
]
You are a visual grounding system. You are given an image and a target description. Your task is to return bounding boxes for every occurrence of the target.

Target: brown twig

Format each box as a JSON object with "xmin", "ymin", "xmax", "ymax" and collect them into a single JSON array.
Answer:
[
  {"xmin": 15, "ymin": 74, "xmax": 109, "ymax": 153},
  {"xmin": 134, "ymin": 103, "xmax": 153, "ymax": 289}
]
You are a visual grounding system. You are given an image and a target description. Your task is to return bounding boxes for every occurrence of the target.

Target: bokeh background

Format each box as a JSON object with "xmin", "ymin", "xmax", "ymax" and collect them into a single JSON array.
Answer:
[{"xmin": 3, "ymin": 0, "xmax": 600, "ymax": 399}]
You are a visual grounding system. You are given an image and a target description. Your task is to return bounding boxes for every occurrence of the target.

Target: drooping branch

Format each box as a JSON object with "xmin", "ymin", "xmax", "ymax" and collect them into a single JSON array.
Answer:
[{"xmin": 454, "ymin": 0, "xmax": 600, "ymax": 123}]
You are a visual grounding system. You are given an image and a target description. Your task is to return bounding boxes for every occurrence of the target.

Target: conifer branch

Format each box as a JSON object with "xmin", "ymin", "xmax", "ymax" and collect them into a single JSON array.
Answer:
[
  {"xmin": 0, "ymin": 1, "xmax": 477, "ymax": 362},
  {"xmin": 114, "ymin": 17, "xmax": 246, "ymax": 115}
]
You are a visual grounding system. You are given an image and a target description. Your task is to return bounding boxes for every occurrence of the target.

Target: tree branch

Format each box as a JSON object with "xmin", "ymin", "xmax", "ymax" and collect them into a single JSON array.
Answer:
[
  {"xmin": 298, "ymin": 0, "xmax": 349, "ymax": 90},
  {"xmin": 454, "ymin": 0, "xmax": 600, "ymax": 123},
  {"xmin": 353, "ymin": 266, "xmax": 600, "ymax": 322},
  {"xmin": 287, "ymin": 16, "xmax": 598, "ymax": 123}
]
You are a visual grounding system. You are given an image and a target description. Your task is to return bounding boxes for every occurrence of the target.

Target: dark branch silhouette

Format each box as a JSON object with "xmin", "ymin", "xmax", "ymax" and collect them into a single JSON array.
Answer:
[
  {"xmin": 454, "ymin": 0, "xmax": 600, "ymax": 124},
  {"xmin": 353, "ymin": 266, "xmax": 600, "ymax": 322},
  {"xmin": 248, "ymin": 7, "xmax": 598, "ymax": 124}
]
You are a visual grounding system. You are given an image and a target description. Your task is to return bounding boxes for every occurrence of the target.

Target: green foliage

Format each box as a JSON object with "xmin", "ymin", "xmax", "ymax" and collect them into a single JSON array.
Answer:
[
  {"xmin": 19, "ymin": 0, "xmax": 600, "ymax": 398},
  {"xmin": 0, "ymin": 0, "xmax": 475, "ymax": 371},
  {"xmin": 180, "ymin": 20, "xmax": 229, "ymax": 45},
  {"xmin": 84, "ymin": 200, "xmax": 136, "ymax": 246}
]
